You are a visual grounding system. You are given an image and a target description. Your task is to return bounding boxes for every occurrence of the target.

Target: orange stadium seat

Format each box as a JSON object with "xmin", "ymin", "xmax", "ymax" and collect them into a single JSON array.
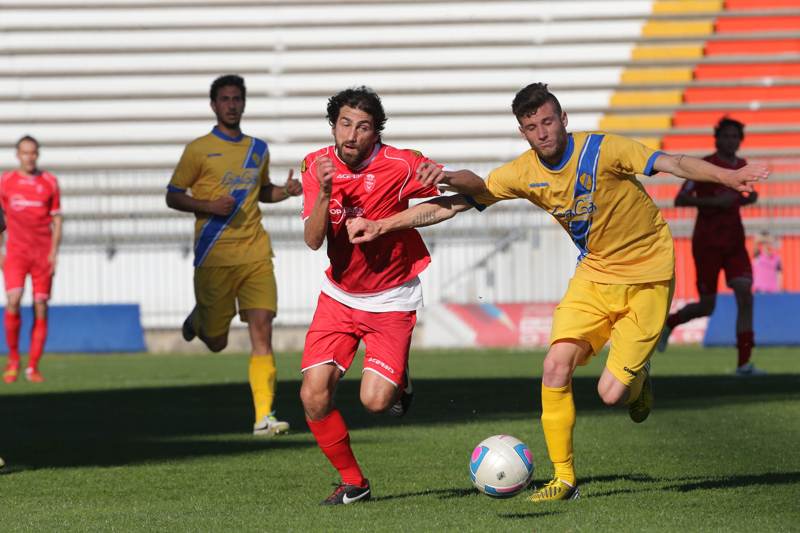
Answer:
[
  {"xmin": 694, "ymin": 63, "xmax": 800, "ymax": 79},
  {"xmin": 715, "ymin": 16, "xmax": 800, "ymax": 32},
  {"xmin": 663, "ymin": 132, "xmax": 800, "ymax": 150},
  {"xmin": 726, "ymin": 0, "xmax": 800, "ymax": 8},
  {"xmin": 705, "ymin": 39, "xmax": 800, "ymax": 55},
  {"xmin": 683, "ymin": 86, "xmax": 800, "ymax": 103},
  {"xmin": 673, "ymin": 109, "xmax": 800, "ymax": 127}
]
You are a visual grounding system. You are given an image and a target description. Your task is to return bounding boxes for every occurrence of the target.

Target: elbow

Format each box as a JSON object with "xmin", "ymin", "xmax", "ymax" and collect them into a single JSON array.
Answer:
[{"xmin": 304, "ymin": 234, "xmax": 323, "ymax": 250}]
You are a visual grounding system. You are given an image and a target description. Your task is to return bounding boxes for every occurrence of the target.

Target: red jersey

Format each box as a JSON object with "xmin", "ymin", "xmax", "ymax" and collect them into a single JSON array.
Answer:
[
  {"xmin": 678, "ymin": 153, "xmax": 747, "ymax": 247},
  {"xmin": 0, "ymin": 170, "xmax": 61, "ymax": 256},
  {"xmin": 301, "ymin": 143, "xmax": 439, "ymax": 294}
]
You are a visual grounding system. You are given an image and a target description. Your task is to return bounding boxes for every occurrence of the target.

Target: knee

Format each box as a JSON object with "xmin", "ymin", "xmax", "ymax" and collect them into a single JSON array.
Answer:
[
  {"xmin": 300, "ymin": 382, "xmax": 333, "ymax": 420},
  {"xmin": 698, "ymin": 300, "xmax": 715, "ymax": 316},
  {"xmin": 543, "ymin": 355, "xmax": 573, "ymax": 383},
  {"xmin": 597, "ymin": 386, "xmax": 624, "ymax": 407},
  {"xmin": 206, "ymin": 338, "xmax": 227, "ymax": 353},
  {"xmin": 360, "ymin": 388, "xmax": 393, "ymax": 414}
]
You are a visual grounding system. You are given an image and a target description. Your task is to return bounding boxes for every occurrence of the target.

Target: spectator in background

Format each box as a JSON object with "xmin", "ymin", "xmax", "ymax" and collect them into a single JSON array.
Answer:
[
  {"xmin": 657, "ymin": 117, "xmax": 763, "ymax": 376},
  {"xmin": 0, "ymin": 136, "xmax": 62, "ymax": 384},
  {"xmin": 166, "ymin": 74, "xmax": 302, "ymax": 436},
  {"xmin": 753, "ymin": 231, "xmax": 782, "ymax": 293}
]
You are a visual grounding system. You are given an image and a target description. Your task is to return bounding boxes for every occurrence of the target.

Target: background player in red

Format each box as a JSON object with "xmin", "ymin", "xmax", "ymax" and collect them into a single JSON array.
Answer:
[
  {"xmin": 299, "ymin": 87, "xmax": 444, "ymax": 505},
  {"xmin": 1, "ymin": 136, "xmax": 63, "ymax": 383},
  {"xmin": 657, "ymin": 118, "xmax": 762, "ymax": 376}
]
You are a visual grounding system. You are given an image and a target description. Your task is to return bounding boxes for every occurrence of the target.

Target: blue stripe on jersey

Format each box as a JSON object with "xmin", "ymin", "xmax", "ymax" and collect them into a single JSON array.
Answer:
[
  {"xmin": 243, "ymin": 138, "xmax": 268, "ymax": 169},
  {"xmin": 193, "ymin": 188, "xmax": 249, "ymax": 267},
  {"xmin": 166, "ymin": 184, "xmax": 186, "ymax": 193},
  {"xmin": 569, "ymin": 133, "xmax": 604, "ymax": 260},
  {"xmin": 644, "ymin": 150, "xmax": 663, "ymax": 176}
]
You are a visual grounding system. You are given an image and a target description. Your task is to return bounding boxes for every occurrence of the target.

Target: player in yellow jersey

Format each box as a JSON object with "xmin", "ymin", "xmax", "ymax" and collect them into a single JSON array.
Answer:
[
  {"xmin": 166, "ymin": 75, "xmax": 302, "ymax": 436},
  {"xmin": 345, "ymin": 83, "xmax": 768, "ymax": 501}
]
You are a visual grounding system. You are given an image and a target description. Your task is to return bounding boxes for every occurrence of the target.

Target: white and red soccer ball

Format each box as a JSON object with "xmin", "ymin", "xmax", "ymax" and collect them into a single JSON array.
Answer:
[{"xmin": 469, "ymin": 435, "xmax": 534, "ymax": 498}]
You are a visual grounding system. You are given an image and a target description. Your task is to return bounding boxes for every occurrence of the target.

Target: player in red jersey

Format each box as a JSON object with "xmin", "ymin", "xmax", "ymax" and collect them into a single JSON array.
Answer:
[
  {"xmin": 300, "ymin": 87, "xmax": 444, "ymax": 505},
  {"xmin": 657, "ymin": 118, "xmax": 762, "ymax": 375},
  {"xmin": 1, "ymin": 136, "xmax": 62, "ymax": 383}
]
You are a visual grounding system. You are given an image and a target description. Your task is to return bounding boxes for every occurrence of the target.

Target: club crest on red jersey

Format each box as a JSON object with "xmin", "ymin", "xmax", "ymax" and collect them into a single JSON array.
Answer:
[{"xmin": 364, "ymin": 173, "xmax": 376, "ymax": 192}]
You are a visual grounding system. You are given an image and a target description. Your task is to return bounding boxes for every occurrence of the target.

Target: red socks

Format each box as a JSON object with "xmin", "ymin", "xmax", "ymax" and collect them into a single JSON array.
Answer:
[
  {"xmin": 737, "ymin": 330, "xmax": 754, "ymax": 368},
  {"xmin": 306, "ymin": 409, "xmax": 366, "ymax": 487},
  {"xmin": 4, "ymin": 311, "xmax": 21, "ymax": 366},
  {"xmin": 29, "ymin": 318, "xmax": 48, "ymax": 370}
]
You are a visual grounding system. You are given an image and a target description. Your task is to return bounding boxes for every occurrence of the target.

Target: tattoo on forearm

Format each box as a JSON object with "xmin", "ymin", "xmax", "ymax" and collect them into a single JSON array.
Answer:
[{"xmin": 412, "ymin": 209, "xmax": 439, "ymax": 227}]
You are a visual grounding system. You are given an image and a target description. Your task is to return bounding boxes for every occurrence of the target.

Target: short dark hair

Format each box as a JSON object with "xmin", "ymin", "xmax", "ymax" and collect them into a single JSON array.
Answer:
[
  {"xmin": 15, "ymin": 135, "xmax": 39, "ymax": 150},
  {"xmin": 714, "ymin": 117, "xmax": 744, "ymax": 139},
  {"xmin": 210, "ymin": 74, "xmax": 246, "ymax": 102},
  {"xmin": 512, "ymin": 83, "xmax": 562, "ymax": 120},
  {"xmin": 326, "ymin": 86, "xmax": 387, "ymax": 134}
]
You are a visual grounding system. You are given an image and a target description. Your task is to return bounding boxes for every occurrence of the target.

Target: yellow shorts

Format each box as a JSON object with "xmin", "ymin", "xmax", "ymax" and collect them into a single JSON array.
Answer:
[
  {"xmin": 551, "ymin": 277, "xmax": 675, "ymax": 386},
  {"xmin": 194, "ymin": 260, "xmax": 277, "ymax": 338}
]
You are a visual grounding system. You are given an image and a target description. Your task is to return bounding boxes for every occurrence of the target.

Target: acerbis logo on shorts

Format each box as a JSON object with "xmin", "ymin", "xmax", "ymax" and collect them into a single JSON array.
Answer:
[
  {"xmin": 367, "ymin": 357, "xmax": 395, "ymax": 375},
  {"xmin": 623, "ymin": 366, "xmax": 638, "ymax": 377}
]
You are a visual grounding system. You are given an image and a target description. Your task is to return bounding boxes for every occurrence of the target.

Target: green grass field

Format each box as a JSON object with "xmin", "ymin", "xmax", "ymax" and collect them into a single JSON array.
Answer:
[{"xmin": 1, "ymin": 346, "xmax": 799, "ymax": 532}]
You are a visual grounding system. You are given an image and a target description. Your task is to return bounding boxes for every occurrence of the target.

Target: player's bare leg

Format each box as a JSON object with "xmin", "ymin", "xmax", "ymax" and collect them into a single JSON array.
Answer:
[
  {"xmin": 2, "ymin": 289, "xmax": 23, "ymax": 384},
  {"xmin": 302, "ymin": 364, "xmax": 371, "ymax": 505},
  {"xmin": 598, "ymin": 362, "xmax": 652, "ymax": 423},
  {"xmin": 359, "ymin": 370, "xmax": 400, "ymax": 414},
  {"xmin": 529, "ymin": 340, "xmax": 587, "ymax": 503},
  {"xmin": 246, "ymin": 309, "xmax": 288, "ymax": 436}
]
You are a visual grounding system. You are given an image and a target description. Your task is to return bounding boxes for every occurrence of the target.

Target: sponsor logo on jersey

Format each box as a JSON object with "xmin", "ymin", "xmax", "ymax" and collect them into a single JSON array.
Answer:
[
  {"xmin": 623, "ymin": 366, "xmax": 638, "ymax": 377},
  {"xmin": 336, "ymin": 173, "xmax": 365, "ymax": 181},
  {"xmin": 207, "ymin": 153, "xmax": 223, "ymax": 158},
  {"xmin": 221, "ymin": 170, "xmax": 259, "ymax": 190},
  {"xmin": 328, "ymin": 198, "xmax": 364, "ymax": 224},
  {"xmin": 529, "ymin": 182, "xmax": 549, "ymax": 188},
  {"xmin": 9, "ymin": 194, "xmax": 44, "ymax": 211},
  {"xmin": 367, "ymin": 357, "xmax": 395, "ymax": 375},
  {"xmin": 550, "ymin": 196, "xmax": 596, "ymax": 221}
]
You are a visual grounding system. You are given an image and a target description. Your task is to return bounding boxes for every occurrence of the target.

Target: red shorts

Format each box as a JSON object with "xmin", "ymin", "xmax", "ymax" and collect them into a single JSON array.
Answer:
[
  {"xmin": 3, "ymin": 253, "xmax": 53, "ymax": 301},
  {"xmin": 301, "ymin": 292, "xmax": 417, "ymax": 386},
  {"xmin": 692, "ymin": 240, "xmax": 752, "ymax": 295}
]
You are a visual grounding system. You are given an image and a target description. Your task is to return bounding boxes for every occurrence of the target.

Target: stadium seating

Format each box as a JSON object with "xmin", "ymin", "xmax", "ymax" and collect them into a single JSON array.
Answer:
[{"xmin": 1, "ymin": 0, "xmax": 798, "ymax": 327}]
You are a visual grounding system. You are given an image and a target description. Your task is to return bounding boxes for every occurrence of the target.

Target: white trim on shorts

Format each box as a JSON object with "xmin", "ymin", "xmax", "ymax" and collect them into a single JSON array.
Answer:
[
  {"xmin": 300, "ymin": 359, "xmax": 347, "ymax": 374},
  {"xmin": 362, "ymin": 367, "xmax": 399, "ymax": 388}
]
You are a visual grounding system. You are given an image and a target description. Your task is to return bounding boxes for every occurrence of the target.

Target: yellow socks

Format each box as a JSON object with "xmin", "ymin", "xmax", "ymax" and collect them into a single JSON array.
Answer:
[
  {"xmin": 249, "ymin": 353, "xmax": 277, "ymax": 423},
  {"xmin": 541, "ymin": 383, "xmax": 577, "ymax": 485}
]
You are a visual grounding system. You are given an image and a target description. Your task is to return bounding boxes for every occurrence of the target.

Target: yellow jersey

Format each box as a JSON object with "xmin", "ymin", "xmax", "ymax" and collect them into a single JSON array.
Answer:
[
  {"xmin": 470, "ymin": 132, "xmax": 674, "ymax": 284},
  {"xmin": 169, "ymin": 127, "xmax": 272, "ymax": 267}
]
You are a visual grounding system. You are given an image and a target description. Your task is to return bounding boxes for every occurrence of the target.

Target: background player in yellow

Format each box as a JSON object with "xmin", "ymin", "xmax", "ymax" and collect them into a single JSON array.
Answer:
[
  {"xmin": 166, "ymin": 75, "xmax": 302, "ymax": 436},
  {"xmin": 346, "ymin": 83, "xmax": 768, "ymax": 501}
]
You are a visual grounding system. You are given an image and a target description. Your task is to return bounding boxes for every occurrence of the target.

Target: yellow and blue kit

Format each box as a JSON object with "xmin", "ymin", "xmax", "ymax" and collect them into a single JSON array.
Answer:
[
  {"xmin": 470, "ymin": 132, "xmax": 675, "ymax": 383},
  {"xmin": 168, "ymin": 127, "xmax": 273, "ymax": 268}
]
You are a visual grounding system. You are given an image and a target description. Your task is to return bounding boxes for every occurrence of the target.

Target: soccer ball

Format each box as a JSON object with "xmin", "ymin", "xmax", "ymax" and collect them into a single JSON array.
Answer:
[{"xmin": 469, "ymin": 435, "xmax": 534, "ymax": 498}]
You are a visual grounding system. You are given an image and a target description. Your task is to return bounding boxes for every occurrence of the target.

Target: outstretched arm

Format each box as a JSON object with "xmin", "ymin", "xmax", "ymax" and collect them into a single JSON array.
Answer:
[
  {"xmin": 415, "ymin": 164, "xmax": 489, "ymax": 196},
  {"xmin": 347, "ymin": 194, "xmax": 474, "ymax": 244},
  {"xmin": 654, "ymin": 153, "xmax": 768, "ymax": 192}
]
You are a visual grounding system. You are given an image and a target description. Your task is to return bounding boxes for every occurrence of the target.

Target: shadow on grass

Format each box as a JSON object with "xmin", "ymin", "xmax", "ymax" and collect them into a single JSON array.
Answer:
[
  {"xmin": 372, "ymin": 487, "xmax": 475, "ymax": 502},
  {"xmin": 584, "ymin": 471, "xmax": 800, "ymax": 498},
  {"xmin": 0, "ymin": 373, "xmax": 797, "ymax": 470}
]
